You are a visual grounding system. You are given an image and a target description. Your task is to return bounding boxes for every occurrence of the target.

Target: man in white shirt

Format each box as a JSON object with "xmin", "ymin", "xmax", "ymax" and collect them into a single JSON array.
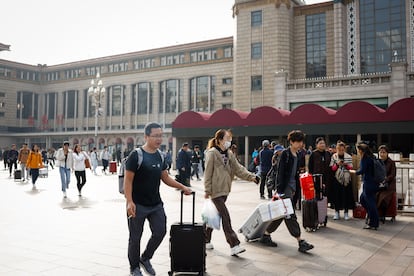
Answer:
[{"xmin": 55, "ymin": 141, "xmax": 74, "ymax": 198}]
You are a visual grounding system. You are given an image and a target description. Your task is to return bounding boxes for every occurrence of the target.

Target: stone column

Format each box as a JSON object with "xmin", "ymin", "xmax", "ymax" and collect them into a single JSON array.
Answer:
[
  {"xmin": 124, "ymin": 85, "xmax": 132, "ymax": 130},
  {"xmin": 390, "ymin": 61, "xmax": 408, "ymax": 102},
  {"xmin": 333, "ymin": 0, "xmax": 347, "ymax": 76},
  {"xmin": 274, "ymin": 70, "xmax": 288, "ymax": 110}
]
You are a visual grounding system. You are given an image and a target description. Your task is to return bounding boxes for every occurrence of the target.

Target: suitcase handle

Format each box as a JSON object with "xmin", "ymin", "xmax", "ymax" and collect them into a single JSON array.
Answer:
[{"xmin": 180, "ymin": 191, "xmax": 196, "ymax": 225}]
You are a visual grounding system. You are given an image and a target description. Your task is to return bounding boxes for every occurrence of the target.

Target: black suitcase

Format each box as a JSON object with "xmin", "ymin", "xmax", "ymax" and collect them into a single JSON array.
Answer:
[
  {"xmin": 302, "ymin": 199, "xmax": 318, "ymax": 231},
  {"xmin": 14, "ymin": 170, "xmax": 22, "ymax": 181},
  {"xmin": 169, "ymin": 191, "xmax": 205, "ymax": 276}
]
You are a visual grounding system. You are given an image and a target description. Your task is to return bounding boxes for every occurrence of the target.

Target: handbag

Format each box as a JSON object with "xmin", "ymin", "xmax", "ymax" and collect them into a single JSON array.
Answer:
[
  {"xmin": 84, "ymin": 158, "xmax": 91, "ymax": 169},
  {"xmin": 353, "ymin": 204, "xmax": 367, "ymax": 219}
]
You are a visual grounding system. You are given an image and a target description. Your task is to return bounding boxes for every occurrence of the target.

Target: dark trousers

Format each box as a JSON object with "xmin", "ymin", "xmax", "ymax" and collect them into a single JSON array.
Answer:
[
  {"xmin": 102, "ymin": 159, "xmax": 109, "ymax": 172},
  {"xmin": 191, "ymin": 163, "xmax": 200, "ymax": 179},
  {"xmin": 31, "ymin": 168, "xmax": 39, "ymax": 185},
  {"xmin": 205, "ymin": 196, "xmax": 240, "ymax": 248},
  {"xmin": 260, "ymin": 172, "xmax": 272, "ymax": 198},
  {"xmin": 75, "ymin": 170, "xmax": 86, "ymax": 192},
  {"xmin": 9, "ymin": 160, "xmax": 17, "ymax": 175},
  {"xmin": 360, "ymin": 192, "xmax": 379, "ymax": 228},
  {"xmin": 128, "ymin": 203, "xmax": 166, "ymax": 273}
]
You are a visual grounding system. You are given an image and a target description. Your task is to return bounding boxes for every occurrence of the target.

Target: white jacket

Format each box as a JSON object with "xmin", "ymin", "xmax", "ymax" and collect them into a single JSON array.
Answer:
[
  {"xmin": 55, "ymin": 148, "xmax": 74, "ymax": 169},
  {"xmin": 73, "ymin": 151, "xmax": 90, "ymax": 171}
]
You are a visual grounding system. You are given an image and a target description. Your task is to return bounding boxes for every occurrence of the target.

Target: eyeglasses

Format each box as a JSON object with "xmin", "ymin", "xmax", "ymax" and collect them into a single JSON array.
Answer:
[{"xmin": 149, "ymin": 135, "xmax": 164, "ymax": 139}]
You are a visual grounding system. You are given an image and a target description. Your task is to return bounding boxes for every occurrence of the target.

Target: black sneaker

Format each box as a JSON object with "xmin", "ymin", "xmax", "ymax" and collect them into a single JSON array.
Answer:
[
  {"xmin": 140, "ymin": 257, "xmax": 156, "ymax": 275},
  {"xmin": 298, "ymin": 240, "xmax": 314, "ymax": 253},
  {"xmin": 259, "ymin": 235, "xmax": 278, "ymax": 247}
]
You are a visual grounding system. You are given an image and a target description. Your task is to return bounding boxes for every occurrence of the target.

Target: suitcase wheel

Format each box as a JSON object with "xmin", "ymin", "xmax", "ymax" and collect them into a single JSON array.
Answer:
[
  {"xmin": 390, "ymin": 217, "xmax": 395, "ymax": 223},
  {"xmin": 245, "ymin": 237, "xmax": 250, "ymax": 242},
  {"xmin": 168, "ymin": 272, "xmax": 173, "ymax": 276}
]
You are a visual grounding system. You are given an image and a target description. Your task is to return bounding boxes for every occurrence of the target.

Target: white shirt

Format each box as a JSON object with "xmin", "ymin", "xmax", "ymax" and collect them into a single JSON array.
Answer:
[
  {"xmin": 73, "ymin": 151, "xmax": 90, "ymax": 171},
  {"xmin": 55, "ymin": 148, "xmax": 74, "ymax": 169}
]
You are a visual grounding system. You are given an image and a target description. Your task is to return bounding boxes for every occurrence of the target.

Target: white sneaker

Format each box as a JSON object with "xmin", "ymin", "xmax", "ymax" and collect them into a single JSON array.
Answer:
[
  {"xmin": 63, "ymin": 191, "xmax": 67, "ymax": 198},
  {"xmin": 344, "ymin": 212, "xmax": 350, "ymax": 220},
  {"xmin": 206, "ymin": 243, "xmax": 214, "ymax": 250},
  {"xmin": 333, "ymin": 211, "xmax": 340, "ymax": 220},
  {"xmin": 230, "ymin": 245, "xmax": 246, "ymax": 256}
]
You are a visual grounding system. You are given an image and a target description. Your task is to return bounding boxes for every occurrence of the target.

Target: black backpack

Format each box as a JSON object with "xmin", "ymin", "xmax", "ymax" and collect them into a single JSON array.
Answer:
[{"xmin": 372, "ymin": 157, "xmax": 386, "ymax": 185}]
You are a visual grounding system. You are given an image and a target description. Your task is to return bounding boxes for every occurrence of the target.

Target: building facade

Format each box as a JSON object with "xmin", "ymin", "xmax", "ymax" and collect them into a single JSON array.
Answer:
[{"xmin": 0, "ymin": 0, "xmax": 413, "ymax": 156}]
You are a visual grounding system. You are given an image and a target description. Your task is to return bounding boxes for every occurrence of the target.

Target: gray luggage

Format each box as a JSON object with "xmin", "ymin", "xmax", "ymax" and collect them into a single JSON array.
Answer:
[{"xmin": 239, "ymin": 207, "xmax": 272, "ymax": 242}]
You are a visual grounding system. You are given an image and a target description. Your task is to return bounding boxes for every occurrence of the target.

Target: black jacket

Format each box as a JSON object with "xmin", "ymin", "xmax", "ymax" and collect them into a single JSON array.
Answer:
[{"xmin": 276, "ymin": 148, "xmax": 300, "ymax": 195}]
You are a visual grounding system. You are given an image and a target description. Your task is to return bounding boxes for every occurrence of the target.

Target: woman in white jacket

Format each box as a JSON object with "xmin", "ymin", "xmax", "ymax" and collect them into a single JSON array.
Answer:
[{"xmin": 73, "ymin": 144, "xmax": 90, "ymax": 197}]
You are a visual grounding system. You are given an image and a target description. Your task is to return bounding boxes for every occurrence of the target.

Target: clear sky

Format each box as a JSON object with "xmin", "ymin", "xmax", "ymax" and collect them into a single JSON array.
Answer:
[{"xmin": 1, "ymin": 0, "xmax": 326, "ymax": 65}]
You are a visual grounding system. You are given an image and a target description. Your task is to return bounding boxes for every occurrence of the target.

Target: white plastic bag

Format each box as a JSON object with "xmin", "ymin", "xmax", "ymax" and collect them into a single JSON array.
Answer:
[{"xmin": 201, "ymin": 199, "xmax": 221, "ymax": 230}]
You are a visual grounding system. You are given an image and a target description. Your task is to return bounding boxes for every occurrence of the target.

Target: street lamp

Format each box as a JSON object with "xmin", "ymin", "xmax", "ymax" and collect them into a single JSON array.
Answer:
[{"xmin": 88, "ymin": 72, "xmax": 106, "ymax": 138}]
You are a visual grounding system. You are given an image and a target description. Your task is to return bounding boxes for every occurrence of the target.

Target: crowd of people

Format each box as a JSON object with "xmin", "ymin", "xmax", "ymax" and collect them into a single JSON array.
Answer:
[
  {"xmin": 253, "ymin": 135, "xmax": 397, "ymax": 233},
  {"xmin": 1, "ymin": 126, "xmax": 400, "ymax": 276}
]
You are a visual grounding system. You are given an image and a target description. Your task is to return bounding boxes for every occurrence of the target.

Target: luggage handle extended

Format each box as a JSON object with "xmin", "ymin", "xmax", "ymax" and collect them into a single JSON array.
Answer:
[{"xmin": 180, "ymin": 191, "xmax": 196, "ymax": 225}]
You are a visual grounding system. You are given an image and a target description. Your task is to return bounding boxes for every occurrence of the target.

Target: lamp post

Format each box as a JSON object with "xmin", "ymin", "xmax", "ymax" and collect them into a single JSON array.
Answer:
[{"xmin": 88, "ymin": 72, "xmax": 105, "ymax": 138}]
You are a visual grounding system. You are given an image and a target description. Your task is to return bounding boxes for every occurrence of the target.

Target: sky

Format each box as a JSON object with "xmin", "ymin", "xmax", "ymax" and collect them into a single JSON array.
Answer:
[{"xmin": 1, "ymin": 0, "xmax": 325, "ymax": 66}]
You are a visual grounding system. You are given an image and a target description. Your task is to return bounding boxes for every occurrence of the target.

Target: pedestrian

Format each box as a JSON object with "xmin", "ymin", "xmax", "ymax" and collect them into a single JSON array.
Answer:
[
  {"xmin": 308, "ymin": 137, "xmax": 333, "ymax": 206},
  {"xmin": 18, "ymin": 143, "xmax": 30, "ymax": 182},
  {"xmin": 204, "ymin": 129, "xmax": 260, "ymax": 256},
  {"xmin": 191, "ymin": 145, "xmax": 202, "ymax": 181},
  {"xmin": 7, "ymin": 144, "xmax": 19, "ymax": 178},
  {"xmin": 376, "ymin": 145, "xmax": 396, "ymax": 224},
  {"xmin": 73, "ymin": 144, "xmax": 90, "ymax": 197},
  {"xmin": 26, "ymin": 144, "xmax": 43, "ymax": 189},
  {"xmin": 90, "ymin": 147, "xmax": 99, "ymax": 175},
  {"xmin": 351, "ymin": 141, "xmax": 379, "ymax": 230},
  {"xmin": 47, "ymin": 148, "xmax": 55, "ymax": 169},
  {"xmin": 259, "ymin": 139, "xmax": 273, "ymax": 199},
  {"xmin": 330, "ymin": 141, "xmax": 354, "ymax": 220},
  {"xmin": 259, "ymin": 130, "xmax": 314, "ymax": 253},
  {"xmin": 100, "ymin": 146, "xmax": 110, "ymax": 174},
  {"xmin": 165, "ymin": 149, "xmax": 172, "ymax": 174},
  {"xmin": 176, "ymin": 142, "xmax": 191, "ymax": 186},
  {"xmin": 2, "ymin": 147, "xmax": 9, "ymax": 170},
  {"xmin": 55, "ymin": 141, "xmax": 74, "ymax": 198},
  {"xmin": 124, "ymin": 122, "xmax": 192, "ymax": 276}
]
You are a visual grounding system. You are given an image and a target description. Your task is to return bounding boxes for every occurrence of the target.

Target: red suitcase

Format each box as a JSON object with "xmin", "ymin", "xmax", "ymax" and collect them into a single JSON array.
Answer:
[
  {"xmin": 109, "ymin": 161, "xmax": 117, "ymax": 173},
  {"xmin": 378, "ymin": 192, "xmax": 397, "ymax": 222},
  {"xmin": 300, "ymin": 173, "xmax": 315, "ymax": 200}
]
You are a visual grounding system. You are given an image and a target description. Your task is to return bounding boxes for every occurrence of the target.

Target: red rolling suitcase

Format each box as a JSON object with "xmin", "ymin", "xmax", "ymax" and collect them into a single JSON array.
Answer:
[
  {"xmin": 109, "ymin": 161, "xmax": 117, "ymax": 173},
  {"xmin": 378, "ymin": 192, "xmax": 397, "ymax": 222},
  {"xmin": 169, "ymin": 192, "xmax": 205, "ymax": 276}
]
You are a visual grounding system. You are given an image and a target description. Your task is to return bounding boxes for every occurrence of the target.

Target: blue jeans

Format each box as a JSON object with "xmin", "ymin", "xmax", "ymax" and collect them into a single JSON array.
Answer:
[
  {"xmin": 59, "ymin": 167, "xmax": 71, "ymax": 192},
  {"xmin": 127, "ymin": 202, "xmax": 166, "ymax": 273}
]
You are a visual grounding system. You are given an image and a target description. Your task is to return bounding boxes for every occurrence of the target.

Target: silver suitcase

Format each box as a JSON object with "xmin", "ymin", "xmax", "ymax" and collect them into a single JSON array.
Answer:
[{"xmin": 238, "ymin": 208, "xmax": 272, "ymax": 242}]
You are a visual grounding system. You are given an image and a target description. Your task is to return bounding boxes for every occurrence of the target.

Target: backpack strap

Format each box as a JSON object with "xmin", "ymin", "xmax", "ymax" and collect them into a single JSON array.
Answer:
[{"xmin": 135, "ymin": 147, "xmax": 165, "ymax": 171}]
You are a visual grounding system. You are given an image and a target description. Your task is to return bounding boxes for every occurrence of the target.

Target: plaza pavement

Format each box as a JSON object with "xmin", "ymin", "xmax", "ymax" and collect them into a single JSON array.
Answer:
[{"xmin": 0, "ymin": 165, "xmax": 414, "ymax": 276}]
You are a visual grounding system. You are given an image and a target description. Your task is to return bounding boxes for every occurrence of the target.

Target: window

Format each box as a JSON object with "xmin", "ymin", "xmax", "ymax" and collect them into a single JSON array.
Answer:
[
  {"xmin": 251, "ymin": 10, "xmax": 262, "ymax": 27},
  {"xmin": 306, "ymin": 13, "xmax": 326, "ymax": 78},
  {"xmin": 17, "ymin": 91, "xmax": 38, "ymax": 120},
  {"xmin": 108, "ymin": 85, "xmax": 124, "ymax": 116},
  {"xmin": 222, "ymin": 78, "xmax": 232, "ymax": 84},
  {"xmin": 45, "ymin": 92, "xmax": 57, "ymax": 120},
  {"xmin": 222, "ymin": 104, "xmax": 232, "ymax": 109},
  {"xmin": 190, "ymin": 49, "xmax": 217, "ymax": 62},
  {"xmin": 224, "ymin": 47, "xmax": 233, "ymax": 58},
  {"xmin": 132, "ymin": 82, "xmax": 153, "ymax": 115},
  {"xmin": 190, "ymin": 76, "xmax": 216, "ymax": 112},
  {"xmin": 359, "ymin": 0, "xmax": 406, "ymax": 73},
  {"xmin": 0, "ymin": 67, "xmax": 11, "ymax": 77},
  {"xmin": 63, "ymin": 90, "xmax": 78, "ymax": 119},
  {"xmin": 251, "ymin": 43, "xmax": 262, "ymax": 59},
  {"xmin": 222, "ymin": 90, "xmax": 232, "ymax": 97},
  {"xmin": 159, "ymin": 79, "xmax": 183, "ymax": 113},
  {"xmin": 251, "ymin": 76, "xmax": 262, "ymax": 91}
]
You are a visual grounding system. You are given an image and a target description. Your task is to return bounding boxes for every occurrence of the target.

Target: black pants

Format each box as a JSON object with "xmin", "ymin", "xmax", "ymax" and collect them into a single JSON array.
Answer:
[
  {"xmin": 102, "ymin": 159, "xmax": 109, "ymax": 172},
  {"xmin": 75, "ymin": 170, "xmax": 86, "ymax": 192},
  {"xmin": 191, "ymin": 163, "xmax": 200, "ymax": 179},
  {"xmin": 31, "ymin": 168, "xmax": 39, "ymax": 185},
  {"xmin": 266, "ymin": 198, "xmax": 301, "ymax": 238},
  {"xmin": 260, "ymin": 172, "xmax": 272, "ymax": 198},
  {"xmin": 128, "ymin": 203, "xmax": 166, "ymax": 273},
  {"xmin": 9, "ymin": 160, "xmax": 17, "ymax": 175}
]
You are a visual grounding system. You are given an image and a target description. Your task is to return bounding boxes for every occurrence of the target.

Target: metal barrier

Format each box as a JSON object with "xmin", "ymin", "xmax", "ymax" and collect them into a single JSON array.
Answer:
[{"xmin": 396, "ymin": 163, "xmax": 414, "ymax": 213}]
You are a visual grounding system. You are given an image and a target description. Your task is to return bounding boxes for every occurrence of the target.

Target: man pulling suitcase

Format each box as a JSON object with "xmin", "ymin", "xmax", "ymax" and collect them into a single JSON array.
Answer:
[{"xmin": 124, "ymin": 123, "xmax": 192, "ymax": 276}]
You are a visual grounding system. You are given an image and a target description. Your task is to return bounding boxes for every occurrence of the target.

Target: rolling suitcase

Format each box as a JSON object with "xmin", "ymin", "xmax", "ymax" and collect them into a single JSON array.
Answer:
[
  {"xmin": 313, "ymin": 174, "xmax": 327, "ymax": 227},
  {"xmin": 39, "ymin": 167, "xmax": 48, "ymax": 178},
  {"xmin": 109, "ymin": 161, "xmax": 117, "ymax": 173},
  {"xmin": 302, "ymin": 199, "xmax": 318, "ymax": 231},
  {"xmin": 239, "ymin": 198, "xmax": 294, "ymax": 242},
  {"xmin": 14, "ymin": 170, "xmax": 22, "ymax": 181},
  {"xmin": 169, "ymin": 192, "xmax": 205, "ymax": 276},
  {"xmin": 378, "ymin": 192, "xmax": 397, "ymax": 222}
]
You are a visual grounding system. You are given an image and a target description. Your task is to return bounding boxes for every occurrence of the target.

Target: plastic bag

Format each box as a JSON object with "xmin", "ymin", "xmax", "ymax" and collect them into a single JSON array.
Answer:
[{"xmin": 201, "ymin": 199, "xmax": 221, "ymax": 230}]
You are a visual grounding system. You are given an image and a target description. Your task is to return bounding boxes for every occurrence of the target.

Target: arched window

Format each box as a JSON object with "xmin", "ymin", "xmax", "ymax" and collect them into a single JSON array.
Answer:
[
  {"xmin": 159, "ymin": 79, "xmax": 183, "ymax": 114},
  {"xmin": 189, "ymin": 76, "xmax": 215, "ymax": 112}
]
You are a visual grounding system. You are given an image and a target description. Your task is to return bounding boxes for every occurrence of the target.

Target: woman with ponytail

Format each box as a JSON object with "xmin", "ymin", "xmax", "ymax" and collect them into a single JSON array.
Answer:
[{"xmin": 204, "ymin": 129, "xmax": 259, "ymax": 256}]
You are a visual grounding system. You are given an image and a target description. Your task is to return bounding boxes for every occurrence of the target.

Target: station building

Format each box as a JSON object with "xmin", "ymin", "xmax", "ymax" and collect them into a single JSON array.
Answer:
[{"xmin": 0, "ymin": 0, "xmax": 413, "ymax": 162}]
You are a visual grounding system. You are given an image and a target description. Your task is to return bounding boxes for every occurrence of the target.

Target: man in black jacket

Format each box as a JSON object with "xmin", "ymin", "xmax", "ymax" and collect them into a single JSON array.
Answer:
[
  {"xmin": 259, "ymin": 130, "xmax": 314, "ymax": 253},
  {"xmin": 176, "ymin": 142, "xmax": 192, "ymax": 187},
  {"xmin": 7, "ymin": 144, "xmax": 19, "ymax": 178}
]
